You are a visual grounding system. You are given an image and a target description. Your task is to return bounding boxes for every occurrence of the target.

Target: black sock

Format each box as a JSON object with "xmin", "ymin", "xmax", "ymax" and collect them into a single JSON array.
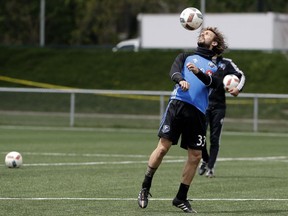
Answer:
[
  {"xmin": 176, "ymin": 183, "xmax": 190, "ymax": 200},
  {"xmin": 141, "ymin": 166, "xmax": 157, "ymax": 190}
]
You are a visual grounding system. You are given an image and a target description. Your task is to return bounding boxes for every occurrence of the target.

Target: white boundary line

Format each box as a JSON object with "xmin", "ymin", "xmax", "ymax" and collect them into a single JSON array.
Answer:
[
  {"xmin": 8, "ymin": 152, "xmax": 288, "ymax": 161},
  {"xmin": 17, "ymin": 157, "xmax": 288, "ymax": 167},
  {"xmin": 0, "ymin": 154, "xmax": 287, "ymax": 167},
  {"xmin": 1, "ymin": 157, "xmax": 287, "ymax": 167},
  {"xmin": 0, "ymin": 197, "xmax": 287, "ymax": 201}
]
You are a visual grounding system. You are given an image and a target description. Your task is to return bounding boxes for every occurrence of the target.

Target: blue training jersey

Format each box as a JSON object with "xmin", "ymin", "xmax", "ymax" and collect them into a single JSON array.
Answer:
[{"xmin": 170, "ymin": 54, "xmax": 217, "ymax": 114}]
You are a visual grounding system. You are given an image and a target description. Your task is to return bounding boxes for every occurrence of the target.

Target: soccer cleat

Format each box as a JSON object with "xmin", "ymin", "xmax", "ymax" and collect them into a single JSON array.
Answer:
[
  {"xmin": 206, "ymin": 169, "xmax": 215, "ymax": 178},
  {"xmin": 137, "ymin": 188, "xmax": 152, "ymax": 209},
  {"xmin": 172, "ymin": 197, "xmax": 197, "ymax": 213},
  {"xmin": 198, "ymin": 161, "xmax": 207, "ymax": 175}
]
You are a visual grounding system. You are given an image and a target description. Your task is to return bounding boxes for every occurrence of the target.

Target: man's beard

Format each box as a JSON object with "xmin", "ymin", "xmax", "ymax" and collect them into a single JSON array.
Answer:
[{"xmin": 197, "ymin": 40, "xmax": 209, "ymax": 48}]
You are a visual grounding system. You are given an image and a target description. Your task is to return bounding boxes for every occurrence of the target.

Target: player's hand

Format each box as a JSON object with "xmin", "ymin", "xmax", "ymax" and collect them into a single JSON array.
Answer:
[
  {"xmin": 229, "ymin": 87, "xmax": 240, "ymax": 97},
  {"xmin": 179, "ymin": 80, "xmax": 190, "ymax": 91},
  {"xmin": 186, "ymin": 62, "xmax": 200, "ymax": 74}
]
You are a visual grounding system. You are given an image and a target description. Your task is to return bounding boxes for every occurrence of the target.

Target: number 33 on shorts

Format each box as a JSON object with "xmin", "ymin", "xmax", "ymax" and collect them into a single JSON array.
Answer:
[{"xmin": 196, "ymin": 135, "xmax": 206, "ymax": 147}]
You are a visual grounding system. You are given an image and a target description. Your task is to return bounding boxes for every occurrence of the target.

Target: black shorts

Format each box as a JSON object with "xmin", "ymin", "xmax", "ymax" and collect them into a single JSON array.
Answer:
[{"xmin": 158, "ymin": 99, "xmax": 206, "ymax": 150}]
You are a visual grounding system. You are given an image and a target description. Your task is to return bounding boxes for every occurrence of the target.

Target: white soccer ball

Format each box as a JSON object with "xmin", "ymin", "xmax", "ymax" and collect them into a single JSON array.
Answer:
[
  {"xmin": 5, "ymin": 151, "xmax": 23, "ymax": 168},
  {"xmin": 179, "ymin": 7, "xmax": 203, "ymax": 30},
  {"xmin": 223, "ymin": 74, "xmax": 240, "ymax": 91}
]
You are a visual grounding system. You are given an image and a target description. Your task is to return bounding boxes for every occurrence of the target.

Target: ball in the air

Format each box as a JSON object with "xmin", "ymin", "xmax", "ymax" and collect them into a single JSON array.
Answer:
[{"xmin": 180, "ymin": 7, "xmax": 203, "ymax": 30}]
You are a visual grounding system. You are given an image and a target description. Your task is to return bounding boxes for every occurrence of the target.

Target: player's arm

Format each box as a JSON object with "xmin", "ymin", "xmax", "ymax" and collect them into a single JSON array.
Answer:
[
  {"xmin": 225, "ymin": 60, "xmax": 246, "ymax": 96},
  {"xmin": 169, "ymin": 53, "xmax": 191, "ymax": 91},
  {"xmin": 186, "ymin": 62, "xmax": 221, "ymax": 88},
  {"xmin": 169, "ymin": 53, "xmax": 190, "ymax": 83}
]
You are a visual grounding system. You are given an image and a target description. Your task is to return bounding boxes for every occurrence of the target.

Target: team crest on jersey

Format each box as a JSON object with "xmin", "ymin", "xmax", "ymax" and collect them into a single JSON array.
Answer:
[
  {"xmin": 193, "ymin": 58, "xmax": 198, "ymax": 63},
  {"xmin": 161, "ymin": 125, "xmax": 170, "ymax": 133},
  {"xmin": 218, "ymin": 63, "xmax": 226, "ymax": 70},
  {"xmin": 208, "ymin": 61, "xmax": 216, "ymax": 68}
]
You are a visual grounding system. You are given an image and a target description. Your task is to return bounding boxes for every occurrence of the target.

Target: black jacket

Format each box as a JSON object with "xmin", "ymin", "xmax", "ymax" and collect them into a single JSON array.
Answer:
[{"xmin": 208, "ymin": 56, "xmax": 245, "ymax": 109}]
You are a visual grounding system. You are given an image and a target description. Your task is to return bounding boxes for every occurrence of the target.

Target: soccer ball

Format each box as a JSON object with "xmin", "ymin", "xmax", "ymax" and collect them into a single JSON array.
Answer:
[
  {"xmin": 223, "ymin": 74, "xmax": 240, "ymax": 91},
  {"xmin": 5, "ymin": 151, "xmax": 23, "ymax": 168},
  {"xmin": 179, "ymin": 7, "xmax": 203, "ymax": 30}
]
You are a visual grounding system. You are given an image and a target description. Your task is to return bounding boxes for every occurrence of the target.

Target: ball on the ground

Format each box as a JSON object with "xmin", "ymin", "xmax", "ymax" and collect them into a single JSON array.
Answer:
[
  {"xmin": 223, "ymin": 74, "xmax": 240, "ymax": 91},
  {"xmin": 5, "ymin": 151, "xmax": 23, "ymax": 168},
  {"xmin": 179, "ymin": 7, "xmax": 203, "ymax": 30}
]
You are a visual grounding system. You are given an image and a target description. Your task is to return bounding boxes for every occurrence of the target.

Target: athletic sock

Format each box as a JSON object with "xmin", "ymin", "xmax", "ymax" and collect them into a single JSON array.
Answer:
[
  {"xmin": 141, "ymin": 166, "xmax": 157, "ymax": 190},
  {"xmin": 176, "ymin": 183, "xmax": 190, "ymax": 200}
]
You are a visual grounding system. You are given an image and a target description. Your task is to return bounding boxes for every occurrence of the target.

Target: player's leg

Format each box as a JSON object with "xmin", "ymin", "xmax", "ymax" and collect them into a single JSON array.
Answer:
[
  {"xmin": 138, "ymin": 137, "xmax": 172, "ymax": 208},
  {"xmin": 142, "ymin": 137, "xmax": 172, "ymax": 191},
  {"xmin": 173, "ymin": 148, "xmax": 201, "ymax": 213},
  {"xmin": 182, "ymin": 148, "xmax": 202, "ymax": 185},
  {"xmin": 206, "ymin": 108, "xmax": 225, "ymax": 177},
  {"xmin": 173, "ymin": 104, "xmax": 204, "ymax": 213},
  {"xmin": 138, "ymin": 100, "xmax": 179, "ymax": 209}
]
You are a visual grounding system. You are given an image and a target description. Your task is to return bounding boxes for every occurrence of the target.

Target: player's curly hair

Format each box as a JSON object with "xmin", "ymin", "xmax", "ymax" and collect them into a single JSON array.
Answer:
[{"xmin": 203, "ymin": 27, "xmax": 228, "ymax": 55}]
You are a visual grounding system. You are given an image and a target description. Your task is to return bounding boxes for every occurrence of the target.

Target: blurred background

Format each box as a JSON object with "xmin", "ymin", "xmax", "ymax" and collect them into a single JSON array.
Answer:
[
  {"xmin": 0, "ymin": 0, "xmax": 287, "ymax": 46},
  {"xmin": 0, "ymin": 0, "xmax": 287, "ymax": 133}
]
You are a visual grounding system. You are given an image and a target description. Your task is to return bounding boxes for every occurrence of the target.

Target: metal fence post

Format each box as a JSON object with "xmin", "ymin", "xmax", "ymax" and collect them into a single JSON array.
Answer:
[
  {"xmin": 160, "ymin": 95, "xmax": 165, "ymax": 120},
  {"xmin": 253, "ymin": 96, "xmax": 258, "ymax": 132},
  {"xmin": 40, "ymin": 0, "xmax": 45, "ymax": 47},
  {"xmin": 70, "ymin": 93, "xmax": 75, "ymax": 127}
]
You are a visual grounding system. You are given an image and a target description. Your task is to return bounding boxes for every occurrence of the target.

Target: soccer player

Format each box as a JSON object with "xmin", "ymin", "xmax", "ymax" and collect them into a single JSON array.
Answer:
[
  {"xmin": 198, "ymin": 57, "xmax": 246, "ymax": 178},
  {"xmin": 137, "ymin": 27, "xmax": 227, "ymax": 213}
]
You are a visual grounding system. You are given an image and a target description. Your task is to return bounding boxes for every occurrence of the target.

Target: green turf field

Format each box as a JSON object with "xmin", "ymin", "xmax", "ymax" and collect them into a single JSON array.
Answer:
[{"xmin": 0, "ymin": 126, "xmax": 287, "ymax": 216}]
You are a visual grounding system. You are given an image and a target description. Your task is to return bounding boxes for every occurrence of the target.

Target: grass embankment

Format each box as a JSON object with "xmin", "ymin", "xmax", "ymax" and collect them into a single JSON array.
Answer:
[{"xmin": 0, "ymin": 47, "xmax": 287, "ymax": 93}]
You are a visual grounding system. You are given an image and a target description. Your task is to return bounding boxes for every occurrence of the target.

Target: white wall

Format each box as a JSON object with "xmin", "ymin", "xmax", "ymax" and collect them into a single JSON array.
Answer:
[
  {"xmin": 273, "ymin": 13, "xmax": 288, "ymax": 50},
  {"xmin": 138, "ymin": 12, "xmax": 288, "ymax": 50},
  {"xmin": 139, "ymin": 14, "xmax": 200, "ymax": 49},
  {"xmin": 204, "ymin": 13, "xmax": 274, "ymax": 50}
]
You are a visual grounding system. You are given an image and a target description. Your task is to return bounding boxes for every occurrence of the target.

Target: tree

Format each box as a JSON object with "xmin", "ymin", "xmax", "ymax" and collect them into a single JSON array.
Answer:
[
  {"xmin": 0, "ymin": 0, "xmax": 39, "ymax": 45},
  {"xmin": 0, "ymin": 0, "xmax": 287, "ymax": 46}
]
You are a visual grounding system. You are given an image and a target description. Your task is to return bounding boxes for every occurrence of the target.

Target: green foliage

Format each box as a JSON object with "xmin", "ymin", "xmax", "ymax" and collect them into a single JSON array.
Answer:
[{"xmin": 0, "ymin": 0, "xmax": 39, "ymax": 45}]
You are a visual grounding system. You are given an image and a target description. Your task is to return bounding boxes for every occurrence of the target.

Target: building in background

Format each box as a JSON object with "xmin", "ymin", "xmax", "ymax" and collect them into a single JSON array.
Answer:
[{"xmin": 114, "ymin": 12, "xmax": 288, "ymax": 51}]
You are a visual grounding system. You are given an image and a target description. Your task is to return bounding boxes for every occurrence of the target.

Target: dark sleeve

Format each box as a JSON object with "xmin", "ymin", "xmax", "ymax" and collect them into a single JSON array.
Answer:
[
  {"xmin": 195, "ymin": 72, "xmax": 222, "ymax": 88},
  {"xmin": 225, "ymin": 61, "xmax": 246, "ymax": 91},
  {"xmin": 169, "ymin": 53, "xmax": 190, "ymax": 83},
  {"xmin": 224, "ymin": 63, "xmax": 241, "ymax": 78}
]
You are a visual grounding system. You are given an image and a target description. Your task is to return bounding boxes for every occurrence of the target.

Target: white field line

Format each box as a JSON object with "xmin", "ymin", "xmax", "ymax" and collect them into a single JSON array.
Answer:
[
  {"xmin": 0, "ymin": 197, "xmax": 287, "ymax": 201},
  {"xmin": 0, "ymin": 154, "xmax": 287, "ymax": 167},
  {"xmin": 18, "ymin": 156, "xmax": 288, "ymax": 167},
  {"xmin": 218, "ymin": 156, "xmax": 288, "ymax": 161},
  {"xmin": 12, "ymin": 152, "xmax": 179, "ymax": 159},
  {"xmin": 22, "ymin": 160, "xmax": 151, "ymax": 167},
  {"xmin": 2, "ymin": 152, "xmax": 288, "ymax": 161}
]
